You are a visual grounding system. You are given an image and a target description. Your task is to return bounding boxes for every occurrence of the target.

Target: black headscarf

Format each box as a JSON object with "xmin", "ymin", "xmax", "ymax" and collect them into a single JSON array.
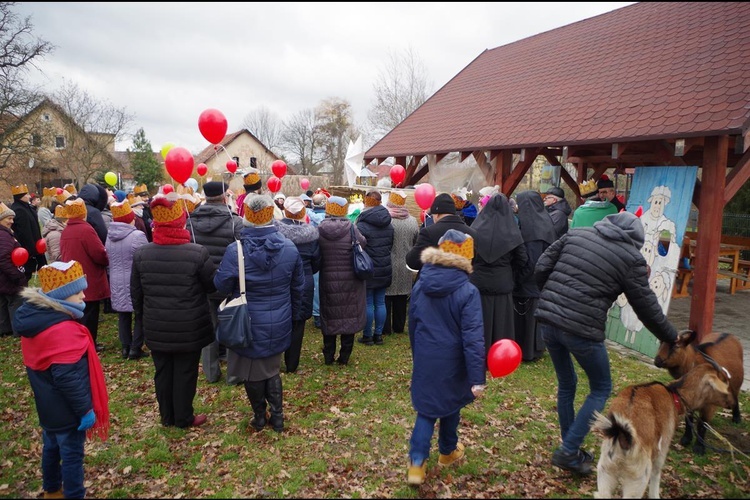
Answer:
[
  {"xmin": 515, "ymin": 190, "xmax": 556, "ymax": 245},
  {"xmin": 471, "ymin": 193, "xmax": 524, "ymax": 261}
]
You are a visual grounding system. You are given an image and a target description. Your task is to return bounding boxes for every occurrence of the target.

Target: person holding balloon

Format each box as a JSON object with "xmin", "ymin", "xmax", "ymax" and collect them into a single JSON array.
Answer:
[
  {"xmin": 0, "ymin": 202, "xmax": 28, "ymax": 337},
  {"xmin": 10, "ymin": 184, "xmax": 47, "ymax": 281},
  {"xmin": 406, "ymin": 229, "xmax": 485, "ymax": 486},
  {"xmin": 534, "ymin": 210, "xmax": 678, "ymax": 475}
]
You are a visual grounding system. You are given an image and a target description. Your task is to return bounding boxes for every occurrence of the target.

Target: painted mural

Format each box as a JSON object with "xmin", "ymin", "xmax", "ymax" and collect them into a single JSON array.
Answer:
[{"xmin": 605, "ymin": 166, "xmax": 698, "ymax": 357}]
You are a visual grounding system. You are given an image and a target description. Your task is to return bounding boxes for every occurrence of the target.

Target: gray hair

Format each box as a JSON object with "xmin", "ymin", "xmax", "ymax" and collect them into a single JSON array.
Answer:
[{"xmin": 244, "ymin": 193, "xmax": 274, "ymax": 213}]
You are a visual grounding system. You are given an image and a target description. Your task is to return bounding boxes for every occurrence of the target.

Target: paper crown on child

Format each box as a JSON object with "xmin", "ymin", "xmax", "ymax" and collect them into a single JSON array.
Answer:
[
  {"xmin": 64, "ymin": 198, "xmax": 87, "ymax": 219},
  {"xmin": 243, "ymin": 169, "xmax": 262, "ymax": 190},
  {"xmin": 55, "ymin": 189, "xmax": 72, "ymax": 204},
  {"xmin": 283, "ymin": 196, "xmax": 306, "ymax": 220},
  {"xmin": 42, "ymin": 187, "xmax": 56, "ymax": 198},
  {"xmin": 111, "ymin": 200, "xmax": 134, "ymax": 223},
  {"xmin": 180, "ymin": 193, "xmax": 200, "ymax": 214},
  {"xmin": 243, "ymin": 194, "xmax": 275, "ymax": 226},
  {"xmin": 150, "ymin": 194, "xmax": 185, "ymax": 224},
  {"xmin": 11, "ymin": 184, "xmax": 28, "ymax": 196},
  {"xmin": 134, "ymin": 184, "xmax": 149, "ymax": 196},
  {"xmin": 363, "ymin": 190, "xmax": 381, "ymax": 208},
  {"xmin": 388, "ymin": 190, "xmax": 407, "ymax": 206},
  {"xmin": 325, "ymin": 196, "xmax": 349, "ymax": 217},
  {"xmin": 39, "ymin": 260, "xmax": 88, "ymax": 300},
  {"xmin": 63, "ymin": 184, "xmax": 77, "ymax": 195},
  {"xmin": 53, "ymin": 204, "xmax": 68, "ymax": 219},
  {"xmin": 579, "ymin": 179, "xmax": 598, "ymax": 198},
  {"xmin": 438, "ymin": 229, "xmax": 474, "ymax": 260}
]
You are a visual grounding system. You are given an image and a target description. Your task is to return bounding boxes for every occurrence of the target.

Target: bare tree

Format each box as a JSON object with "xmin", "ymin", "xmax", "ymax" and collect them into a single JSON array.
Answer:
[
  {"xmin": 281, "ymin": 108, "xmax": 326, "ymax": 176},
  {"xmin": 316, "ymin": 97, "xmax": 356, "ymax": 186},
  {"xmin": 367, "ymin": 46, "xmax": 432, "ymax": 142},
  {"xmin": 47, "ymin": 79, "xmax": 133, "ymax": 187},
  {"xmin": 242, "ymin": 105, "xmax": 283, "ymax": 154},
  {"xmin": 0, "ymin": 1, "xmax": 54, "ymax": 176}
]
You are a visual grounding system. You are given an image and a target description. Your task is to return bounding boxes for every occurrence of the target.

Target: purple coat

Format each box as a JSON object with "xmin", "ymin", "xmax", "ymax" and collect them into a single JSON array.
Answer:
[{"xmin": 105, "ymin": 222, "xmax": 148, "ymax": 312}]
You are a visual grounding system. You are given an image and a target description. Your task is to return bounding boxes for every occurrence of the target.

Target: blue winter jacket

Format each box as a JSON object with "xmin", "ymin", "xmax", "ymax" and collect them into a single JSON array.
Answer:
[
  {"xmin": 408, "ymin": 247, "xmax": 486, "ymax": 418},
  {"xmin": 214, "ymin": 225, "xmax": 305, "ymax": 358}
]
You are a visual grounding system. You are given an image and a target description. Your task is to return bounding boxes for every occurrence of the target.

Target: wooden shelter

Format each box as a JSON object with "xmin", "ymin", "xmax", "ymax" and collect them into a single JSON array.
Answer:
[{"xmin": 364, "ymin": 2, "xmax": 750, "ymax": 339}]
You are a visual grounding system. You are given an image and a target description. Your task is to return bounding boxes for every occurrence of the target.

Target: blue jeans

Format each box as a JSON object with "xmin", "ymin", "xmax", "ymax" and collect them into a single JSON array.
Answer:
[
  {"xmin": 42, "ymin": 428, "xmax": 86, "ymax": 498},
  {"xmin": 541, "ymin": 323, "xmax": 612, "ymax": 454},
  {"xmin": 363, "ymin": 287, "xmax": 387, "ymax": 338},
  {"xmin": 312, "ymin": 272, "xmax": 320, "ymax": 317},
  {"xmin": 408, "ymin": 411, "xmax": 460, "ymax": 466}
]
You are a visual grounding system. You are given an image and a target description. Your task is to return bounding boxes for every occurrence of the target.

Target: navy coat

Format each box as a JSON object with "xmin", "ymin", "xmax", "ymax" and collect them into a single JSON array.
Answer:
[{"xmin": 356, "ymin": 205, "xmax": 394, "ymax": 290}]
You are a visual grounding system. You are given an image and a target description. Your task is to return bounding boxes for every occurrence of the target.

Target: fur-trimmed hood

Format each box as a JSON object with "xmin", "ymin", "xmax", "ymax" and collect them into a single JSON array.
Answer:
[
  {"xmin": 13, "ymin": 288, "xmax": 78, "ymax": 338},
  {"xmin": 275, "ymin": 219, "xmax": 319, "ymax": 245},
  {"xmin": 420, "ymin": 246, "xmax": 473, "ymax": 274},
  {"xmin": 417, "ymin": 247, "xmax": 473, "ymax": 298}
]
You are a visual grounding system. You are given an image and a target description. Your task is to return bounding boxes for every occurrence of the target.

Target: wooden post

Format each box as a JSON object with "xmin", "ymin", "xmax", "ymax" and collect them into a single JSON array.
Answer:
[{"xmin": 690, "ymin": 135, "xmax": 728, "ymax": 340}]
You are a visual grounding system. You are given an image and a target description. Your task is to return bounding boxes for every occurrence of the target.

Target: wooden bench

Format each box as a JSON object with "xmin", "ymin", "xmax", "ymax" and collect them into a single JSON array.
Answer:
[{"xmin": 686, "ymin": 231, "xmax": 750, "ymax": 292}]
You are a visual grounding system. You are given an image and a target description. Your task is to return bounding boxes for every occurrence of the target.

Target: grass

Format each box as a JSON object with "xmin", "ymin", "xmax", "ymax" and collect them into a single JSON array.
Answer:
[{"xmin": 0, "ymin": 313, "xmax": 749, "ymax": 498}]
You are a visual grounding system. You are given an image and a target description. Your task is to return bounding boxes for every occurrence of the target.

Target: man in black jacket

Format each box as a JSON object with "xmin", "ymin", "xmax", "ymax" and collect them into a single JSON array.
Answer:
[
  {"xmin": 405, "ymin": 193, "xmax": 477, "ymax": 272},
  {"xmin": 533, "ymin": 210, "xmax": 677, "ymax": 476},
  {"xmin": 190, "ymin": 181, "xmax": 243, "ymax": 385},
  {"xmin": 542, "ymin": 186, "xmax": 572, "ymax": 240},
  {"xmin": 10, "ymin": 184, "xmax": 47, "ymax": 280}
]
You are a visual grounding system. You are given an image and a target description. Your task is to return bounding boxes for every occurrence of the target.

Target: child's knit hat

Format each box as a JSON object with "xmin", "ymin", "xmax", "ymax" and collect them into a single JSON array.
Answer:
[
  {"xmin": 0, "ymin": 202, "xmax": 14, "ymax": 221},
  {"xmin": 39, "ymin": 260, "xmax": 88, "ymax": 300},
  {"xmin": 243, "ymin": 194, "xmax": 275, "ymax": 226},
  {"xmin": 438, "ymin": 229, "xmax": 474, "ymax": 260},
  {"xmin": 111, "ymin": 200, "xmax": 134, "ymax": 224},
  {"xmin": 64, "ymin": 198, "xmax": 87, "ymax": 220},
  {"xmin": 325, "ymin": 196, "xmax": 348, "ymax": 217}
]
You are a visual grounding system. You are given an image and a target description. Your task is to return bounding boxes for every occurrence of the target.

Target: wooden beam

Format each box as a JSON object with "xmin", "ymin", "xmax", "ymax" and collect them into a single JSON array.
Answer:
[
  {"xmin": 690, "ymin": 135, "xmax": 728, "ymax": 339},
  {"xmin": 502, "ymin": 148, "xmax": 539, "ymax": 195},
  {"xmin": 724, "ymin": 146, "xmax": 750, "ymax": 203},
  {"xmin": 473, "ymin": 151, "xmax": 494, "ymax": 185},
  {"xmin": 495, "ymin": 150, "xmax": 513, "ymax": 192},
  {"xmin": 460, "ymin": 151, "xmax": 471, "ymax": 163}
]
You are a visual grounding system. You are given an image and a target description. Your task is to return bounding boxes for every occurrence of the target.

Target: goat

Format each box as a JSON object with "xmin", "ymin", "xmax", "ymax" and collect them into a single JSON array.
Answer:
[
  {"xmin": 653, "ymin": 329, "xmax": 743, "ymax": 454},
  {"xmin": 592, "ymin": 362, "xmax": 734, "ymax": 499}
]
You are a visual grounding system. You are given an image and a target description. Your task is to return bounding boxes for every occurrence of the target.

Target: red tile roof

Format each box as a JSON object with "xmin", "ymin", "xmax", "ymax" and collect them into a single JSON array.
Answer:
[{"xmin": 365, "ymin": 2, "xmax": 750, "ymax": 161}]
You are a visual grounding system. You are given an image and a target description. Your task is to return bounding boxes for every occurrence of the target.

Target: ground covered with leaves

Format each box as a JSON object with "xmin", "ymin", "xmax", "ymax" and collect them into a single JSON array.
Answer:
[{"xmin": 0, "ymin": 314, "xmax": 749, "ymax": 498}]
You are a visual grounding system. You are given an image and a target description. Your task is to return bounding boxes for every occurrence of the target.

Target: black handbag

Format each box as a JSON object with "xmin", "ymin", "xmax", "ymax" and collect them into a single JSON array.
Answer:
[
  {"xmin": 351, "ymin": 224, "xmax": 374, "ymax": 280},
  {"xmin": 216, "ymin": 241, "xmax": 253, "ymax": 349}
]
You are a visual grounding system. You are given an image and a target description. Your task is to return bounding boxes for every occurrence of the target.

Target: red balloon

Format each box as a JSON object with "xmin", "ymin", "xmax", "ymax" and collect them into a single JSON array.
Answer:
[
  {"xmin": 196, "ymin": 163, "xmax": 208, "ymax": 176},
  {"xmin": 226, "ymin": 160, "xmax": 237, "ymax": 173},
  {"xmin": 267, "ymin": 176, "xmax": 282, "ymax": 193},
  {"xmin": 487, "ymin": 339, "xmax": 522, "ymax": 378},
  {"xmin": 420, "ymin": 209, "xmax": 426, "ymax": 224},
  {"xmin": 164, "ymin": 147, "xmax": 194, "ymax": 185},
  {"xmin": 271, "ymin": 160, "xmax": 287, "ymax": 179},
  {"xmin": 300, "ymin": 178, "xmax": 310, "ymax": 190},
  {"xmin": 35, "ymin": 239, "xmax": 47, "ymax": 254},
  {"xmin": 197, "ymin": 108, "xmax": 228, "ymax": 145},
  {"xmin": 11, "ymin": 247, "xmax": 28, "ymax": 267},
  {"xmin": 162, "ymin": 184, "xmax": 174, "ymax": 194},
  {"xmin": 56, "ymin": 187, "xmax": 63, "ymax": 195},
  {"xmin": 390, "ymin": 164, "xmax": 406, "ymax": 185},
  {"xmin": 414, "ymin": 183, "xmax": 436, "ymax": 210}
]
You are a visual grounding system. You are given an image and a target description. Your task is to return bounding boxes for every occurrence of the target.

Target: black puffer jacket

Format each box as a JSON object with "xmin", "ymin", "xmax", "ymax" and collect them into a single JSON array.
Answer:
[
  {"xmin": 276, "ymin": 219, "xmax": 321, "ymax": 319},
  {"xmin": 356, "ymin": 205, "xmax": 394, "ymax": 290},
  {"xmin": 189, "ymin": 202, "xmax": 243, "ymax": 300},
  {"xmin": 131, "ymin": 242, "xmax": 216, "ymax": 352},
  {"xmin": 534, "ymin": 211, "xmax": 677, "ymax": 343}
]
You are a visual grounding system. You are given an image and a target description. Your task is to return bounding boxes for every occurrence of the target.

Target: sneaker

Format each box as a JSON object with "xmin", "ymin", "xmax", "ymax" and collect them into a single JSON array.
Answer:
[
  {"xmin": 191, "ymin": 414, "xmax": 208, "ymax": 427},
  {"xmin": 407, "ymin": 461, "xmax": 427, "ymax": 485},
  {"xmin": 373, "ymin": 335, "xmax": 384, "ymax": 345},
  {"xmin": 438, "ymin": 442, "xmax": 465, "ymax": 466},
  {"xmin": 579, "ymin": 448, "xmax": 594, "ymax": 464},
  {"xmin": 357, "ymin": 336, "xmax": 374, "ymax": 346},
  {"xmin": 551, "ymin": 447, "xmax": 593, "ymax": 475}
]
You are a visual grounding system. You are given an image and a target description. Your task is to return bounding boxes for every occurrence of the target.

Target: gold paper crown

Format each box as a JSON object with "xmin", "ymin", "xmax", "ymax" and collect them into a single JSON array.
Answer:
[
  {"xmin": 134, "ymin": 184, "xmax": 149, "ymax": 196},
  {"xmin": 180, "ymin": 194, "xmax": 199, "ymax": 214},
  {"xmin": 243, "ymin": 172, "xmax": 261, "ymax": 185},
  {"xmin": 176, "ymin": 184, "xmax": 194, "ymax": 196},
  {"xmin": 243, "ymin": 205, "xmax": 274, "ymax": 225},
  {"xmin": 349, "ymin": 193, "xmax": 363, "ymax": 204},
  {"xmin": 11, "ymin": 184, "xmax": 29, "ymax": 196},
  {"xmin": 151, "ymin": 196, "xmax": 185, "ymax": 223},
  {"xmin": 56, "ymin": 190, "xmax": 72, "ymax": 204},
  {"xmin": 451, "ymin": 193, "xmax": 467, "ymax": 210},
  {"xmin": 579, "ymin": 179, "xmax": 598, "ymax": 196},
  {"xmin": 326, "ymin": 199, "xmax": 349, "ymax": 217},
  {"xmin": 43, "ymin": 187, "xmax": 56, "ymax": 198},
  {"xmin": 439, "ymin": 237, "xmax": 474, "ymax": 260},
  {"xmin": 54, "ymin": 204, "xmax": 68, "ymax": 219},
  {"xmin": 284, "ymin": 207, "xmax": 306, "ymax": 220},
  {"xmin": 110, "ymin": 200, "xmax": 133, "ymax": 220},
  {"xmin": 65, "ymin": 198, "xmax": 87, "ymax": 219},
  {"xmin": 363, "ymin": 194, "xmax": 380, "ymax": 208},
  {"xmin": 39, "ymin": 261, "xmax": 84, "ymax": 294},
  {"xmin": 388, "ymin": 191, "xmax": 406, "ymax": 206},
  {"xmin": 64, "ymin": 184, "xmax": 77, "ymax": 194}
]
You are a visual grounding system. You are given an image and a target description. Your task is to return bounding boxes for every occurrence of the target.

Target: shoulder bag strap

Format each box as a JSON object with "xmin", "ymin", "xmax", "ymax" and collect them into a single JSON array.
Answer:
[
  {"xmin": 350, "ymin": 223, "xmax": 356, "ymax": 247},
  {"xmin": 236, "ymin": 240, "xmax": 246, "ymax": 296}
]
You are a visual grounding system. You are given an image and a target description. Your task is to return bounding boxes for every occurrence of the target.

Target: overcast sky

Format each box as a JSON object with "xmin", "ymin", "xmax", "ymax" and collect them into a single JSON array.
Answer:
[{"xmin": 15, "ymin": 2, "xmax": 633, "ymax": 155}]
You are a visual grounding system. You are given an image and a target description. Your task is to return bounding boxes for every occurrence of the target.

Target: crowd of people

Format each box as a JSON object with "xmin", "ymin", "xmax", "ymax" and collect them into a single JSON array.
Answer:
[{"xmin": 0, "ymin": 171, "xmax": 679, "ymax": 495}]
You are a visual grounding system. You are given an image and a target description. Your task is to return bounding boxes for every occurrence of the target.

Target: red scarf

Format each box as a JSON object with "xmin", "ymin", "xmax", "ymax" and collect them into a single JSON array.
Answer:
[
  {"xmin": 152, "ymin": 226, "xmax": 190, "ymax": 245},
  {"xmin": 22, "ymin": 321, "xmax": 110, "ymax": 441}
]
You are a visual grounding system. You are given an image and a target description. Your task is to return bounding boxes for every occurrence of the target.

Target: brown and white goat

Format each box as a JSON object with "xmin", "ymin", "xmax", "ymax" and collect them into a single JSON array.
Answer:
[
  {"xmin": 653, "ymin": 329, "xmax": 743, "ymax": 454},
  {"xmin": 592, "ymin": 363, "xmax": 734, "ymax": 499}
]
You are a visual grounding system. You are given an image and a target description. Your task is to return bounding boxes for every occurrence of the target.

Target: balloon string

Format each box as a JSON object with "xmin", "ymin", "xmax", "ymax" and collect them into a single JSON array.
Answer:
[{"xmin": 216, "ymin": 144, "xmax": 236, "ymax": 164}]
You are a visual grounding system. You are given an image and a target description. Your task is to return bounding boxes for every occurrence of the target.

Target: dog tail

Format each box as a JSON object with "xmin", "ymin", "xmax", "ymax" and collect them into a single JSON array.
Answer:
[{"xmin": 592, "ymin": 410, "xmax": 635, "ymax": 451}]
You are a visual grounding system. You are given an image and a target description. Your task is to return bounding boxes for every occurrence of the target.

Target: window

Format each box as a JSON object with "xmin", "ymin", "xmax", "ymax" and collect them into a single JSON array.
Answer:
[
  {"xmin": 42, "ymin": 113, "xmax": 51, "ymax": 122},
  {"xmin": 55, "ymin": 136, "xmax": 66, "ymax": 149},
  {"xmin": 31, "ymin": 134, "xmax": 42, "ymax": 147}
]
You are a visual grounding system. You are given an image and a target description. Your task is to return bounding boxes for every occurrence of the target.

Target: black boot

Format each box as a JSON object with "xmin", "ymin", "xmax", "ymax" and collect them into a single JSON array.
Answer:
[
  {"xmin": 266, "ymin": 375, "xmax": 284, "ymax": 433},
  {"xmin": 243, "ymin": 381, "xmax": 267, "ymax": 431}
]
